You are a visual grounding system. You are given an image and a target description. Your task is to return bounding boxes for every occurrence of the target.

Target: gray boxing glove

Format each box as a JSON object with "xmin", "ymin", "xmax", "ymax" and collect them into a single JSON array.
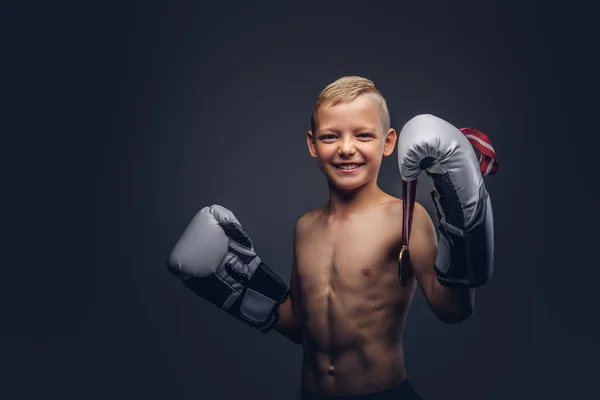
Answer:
[
  {"xmin": 167, "ymin": 205, "xmax": 289, "ymax": 332},
  {"xmin": 398, "ymin": 114, "xmax": 494, "ymax": 287}
]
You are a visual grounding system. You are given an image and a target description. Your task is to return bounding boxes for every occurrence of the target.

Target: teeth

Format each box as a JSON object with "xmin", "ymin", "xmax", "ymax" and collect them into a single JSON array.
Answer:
[{"xmin": 338, "ymin": 164, "xmax": 360, "ymax": 170}]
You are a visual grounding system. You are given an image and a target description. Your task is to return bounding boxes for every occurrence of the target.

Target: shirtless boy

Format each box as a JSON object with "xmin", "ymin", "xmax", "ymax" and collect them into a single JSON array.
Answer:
[{"xmin": 168, "ymin": 77, "xmax": 495, "ymax": 399}]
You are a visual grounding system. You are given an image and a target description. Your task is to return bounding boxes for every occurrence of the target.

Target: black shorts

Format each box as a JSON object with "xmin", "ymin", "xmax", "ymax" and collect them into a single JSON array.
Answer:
[{"xmin": 300, "ymin": 379, "xmax": 423, "ymax": 400}]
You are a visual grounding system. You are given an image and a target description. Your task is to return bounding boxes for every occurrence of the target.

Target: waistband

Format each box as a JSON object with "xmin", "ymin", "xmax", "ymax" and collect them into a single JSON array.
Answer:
[{"xmin": 300, "ymin": 379, "xmax": 422, "ymax": 400}]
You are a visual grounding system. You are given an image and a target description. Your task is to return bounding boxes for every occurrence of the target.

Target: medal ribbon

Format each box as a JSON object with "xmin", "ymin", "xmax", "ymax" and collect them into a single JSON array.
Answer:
[{"xmin": 401, "ymin": 180, "xmax": 418, "ymax": 249}]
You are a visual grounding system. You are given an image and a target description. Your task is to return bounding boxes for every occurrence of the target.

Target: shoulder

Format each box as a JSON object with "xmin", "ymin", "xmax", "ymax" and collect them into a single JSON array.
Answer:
[
  {"xmin": 384, "ymin": 195, "xmax": 432, "ymax": 225},
  {"xmin": 380, "ymin": 195, "xmax": 429, "ymax": 221},
  {"xmin": 381, "ymin": 196, "xmax": 435, "ymax": 243},
  {"xmin": 294, "ymin": 207, "xmax": 323, "ymax": 237}
]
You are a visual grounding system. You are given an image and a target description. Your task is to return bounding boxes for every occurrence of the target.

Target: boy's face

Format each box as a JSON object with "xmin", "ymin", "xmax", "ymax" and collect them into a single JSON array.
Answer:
[{"xmin": 307, "ymin": 95, "xmax": 396, "ymax": 192}]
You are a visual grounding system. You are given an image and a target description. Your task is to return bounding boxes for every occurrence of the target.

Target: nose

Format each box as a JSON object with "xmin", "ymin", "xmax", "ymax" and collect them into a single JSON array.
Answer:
[{"xmin": 338, "ymin": 136, "xmax": 357, "ymax": 157}]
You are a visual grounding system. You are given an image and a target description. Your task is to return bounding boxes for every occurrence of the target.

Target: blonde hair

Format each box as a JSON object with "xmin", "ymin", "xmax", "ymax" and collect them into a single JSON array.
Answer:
[{"xmin": 310, "ymin": 76, "xmax": 390, "ymax": 134}]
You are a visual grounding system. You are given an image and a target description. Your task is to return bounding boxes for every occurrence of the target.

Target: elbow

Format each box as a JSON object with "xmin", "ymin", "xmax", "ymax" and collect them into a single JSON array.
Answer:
[
  {"xmin": 432, "ymin": 285, "xmax": 476, "ymax": 324},
  {"xmin": 436, "ymin": 305, "xmax": 474, "ymax": 324}
]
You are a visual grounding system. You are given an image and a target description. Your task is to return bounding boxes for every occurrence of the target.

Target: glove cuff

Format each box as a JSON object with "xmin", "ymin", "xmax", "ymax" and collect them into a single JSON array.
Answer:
[
  {"xmin": 183, "ymin": 258, "xmax": 289, "ymax": 333},
  {"xmin": 434, "ymin": 190, "xmax": 494, "ymax": 288}
]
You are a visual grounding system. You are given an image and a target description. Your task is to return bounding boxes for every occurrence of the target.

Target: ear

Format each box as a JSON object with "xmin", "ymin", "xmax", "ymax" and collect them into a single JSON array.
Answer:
[
  {"xmin": 383, "ymin": 128, "xmax": 397, "ymax": 157},
  {"xmin": 307, "ymin": 130, "xmax": 318, "ymax": 158}
]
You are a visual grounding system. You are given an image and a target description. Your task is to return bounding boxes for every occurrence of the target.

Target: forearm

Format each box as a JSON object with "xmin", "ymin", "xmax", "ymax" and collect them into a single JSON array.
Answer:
[
  {"xmin": 426, "ymin": 275, "xmax": 475, "ymax": 323},
  {"xmin": 273, "ymin": 297, "xmax": 303, "ymax": 344}
]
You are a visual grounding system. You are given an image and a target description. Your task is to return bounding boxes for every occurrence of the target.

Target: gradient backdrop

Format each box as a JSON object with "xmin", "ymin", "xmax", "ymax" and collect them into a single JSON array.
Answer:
[{"xmin": 4, "ymin": 0, "xmax": 599, "ymax": 399}]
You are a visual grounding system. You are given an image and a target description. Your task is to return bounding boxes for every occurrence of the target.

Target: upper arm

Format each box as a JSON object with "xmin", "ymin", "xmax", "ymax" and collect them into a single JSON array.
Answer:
[
  {"xmin": 289, "ymin": 213, "xmax": 309, "ymax": 320},
  {"xmin": 405, "ymin": 203, "xmax": 476, "ymax": 323},
  {"xmin": 288, "ymin": 231, "xmax": 300, "ymax": 319},
  {"xmin": 273, "ymin": 215, "xmax": 306, "ymax": 341},
  {"xmin": 406, "ymin": 202, "xmax": 438, "ymax": 301}
]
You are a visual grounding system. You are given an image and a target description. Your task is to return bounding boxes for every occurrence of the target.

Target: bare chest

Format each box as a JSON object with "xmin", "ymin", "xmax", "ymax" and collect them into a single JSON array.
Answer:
[{"xmin": 296, "ymin": 213, "xmax": 403, "ymax": 291}]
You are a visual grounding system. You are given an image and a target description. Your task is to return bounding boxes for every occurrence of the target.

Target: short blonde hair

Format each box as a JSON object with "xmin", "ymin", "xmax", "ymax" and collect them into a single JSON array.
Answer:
[{"xmin": 310, "ymin": 76, "xmax": 390, "ymax": 134}]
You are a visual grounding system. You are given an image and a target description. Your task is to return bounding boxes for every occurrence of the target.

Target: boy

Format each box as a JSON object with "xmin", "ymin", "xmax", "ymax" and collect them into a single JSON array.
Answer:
[{"xmin": 168, "ymin": 77, "xmax": 495, "ymax": 399}]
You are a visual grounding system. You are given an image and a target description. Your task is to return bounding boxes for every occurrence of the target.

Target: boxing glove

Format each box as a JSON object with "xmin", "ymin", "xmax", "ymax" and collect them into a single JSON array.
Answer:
[
  {"xmin": 397, "ymin": 114, "xmax": 494, "ymax": 287},
  {"xmin": 167, "ymin": 205, "xmax": 289, "ymax": 332}
]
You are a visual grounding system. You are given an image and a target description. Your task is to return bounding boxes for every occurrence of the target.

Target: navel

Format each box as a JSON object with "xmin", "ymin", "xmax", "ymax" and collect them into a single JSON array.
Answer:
[
  {"xmin": 361, "ymin": 267, "xmax": 371, "ymax": 277},
  {"xmin": 328, "ymin": 365, "xmax": 335, "ymax": 376}
]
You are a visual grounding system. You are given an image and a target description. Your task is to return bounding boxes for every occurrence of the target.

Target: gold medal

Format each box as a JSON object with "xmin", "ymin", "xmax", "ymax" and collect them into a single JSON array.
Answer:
[{"xmin": 398, "ymin": 245, "xmax": 411, "ymax": 286}]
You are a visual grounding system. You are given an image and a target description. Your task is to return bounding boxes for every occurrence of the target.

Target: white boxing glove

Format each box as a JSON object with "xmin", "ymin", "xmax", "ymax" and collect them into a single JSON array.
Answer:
[
  {"xmin": 168, "ymin": 205, "xmax": 289, "ymax": 332},
  {"xmin": 398, "ymin": 114, "xmax": 494, "ymax": 287}
]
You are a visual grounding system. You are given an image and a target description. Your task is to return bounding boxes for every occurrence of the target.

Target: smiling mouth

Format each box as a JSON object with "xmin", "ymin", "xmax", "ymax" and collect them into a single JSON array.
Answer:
[{"xmin": 334, "ymin": 163, "xmax": 364, "ymax": 170}]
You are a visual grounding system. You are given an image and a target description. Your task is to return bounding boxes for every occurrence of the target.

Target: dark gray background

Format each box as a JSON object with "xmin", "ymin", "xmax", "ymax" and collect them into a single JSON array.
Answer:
[{"xmin": 3, "ymin": 0, "xmax": 599, "ymax": 399}]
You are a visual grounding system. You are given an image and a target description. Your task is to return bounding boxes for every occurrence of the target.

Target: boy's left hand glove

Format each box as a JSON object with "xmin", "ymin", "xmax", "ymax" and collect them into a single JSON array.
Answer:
[
  {"xmin": 167, "ymin": 205, "xmax": 289, "ymax": 332},
  {"xmin": 397, "ymin": 114, "xmax": 495, "ymax": 287}
]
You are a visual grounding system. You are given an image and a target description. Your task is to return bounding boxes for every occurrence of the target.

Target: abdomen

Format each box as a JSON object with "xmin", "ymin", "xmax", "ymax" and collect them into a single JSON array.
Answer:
[{"xmin": 299, "ymin": 259, "xmax": 415, "ymax": 394}]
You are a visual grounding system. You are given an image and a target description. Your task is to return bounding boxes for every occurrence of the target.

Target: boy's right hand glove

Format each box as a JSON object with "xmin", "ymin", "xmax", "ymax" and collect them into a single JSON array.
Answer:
[{"xmin": 167, "ymin": 205, "xmax": 289, "ymax": 332}]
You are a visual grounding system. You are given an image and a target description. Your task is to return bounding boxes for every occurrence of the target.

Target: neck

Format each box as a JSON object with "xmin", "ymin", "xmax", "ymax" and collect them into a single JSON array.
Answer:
[{"xmin": 325, "ymin": 178, "xmax": 385, "ymax": 220}]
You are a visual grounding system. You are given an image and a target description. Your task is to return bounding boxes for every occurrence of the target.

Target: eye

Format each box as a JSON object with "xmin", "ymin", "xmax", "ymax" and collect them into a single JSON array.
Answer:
[
  {"xmin": 357, "ymin": 133, "xmax": 374, "ymax": 139},
  {"xmin": 319, "ymin": 134, "xmax": 337, "ymax": 141}
]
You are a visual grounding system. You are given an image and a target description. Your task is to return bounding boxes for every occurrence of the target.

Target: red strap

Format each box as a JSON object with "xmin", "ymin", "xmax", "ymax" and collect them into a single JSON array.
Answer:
[{"xmin": 459, "ymin": 127, "xmax": 499, "ymax": 176}]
